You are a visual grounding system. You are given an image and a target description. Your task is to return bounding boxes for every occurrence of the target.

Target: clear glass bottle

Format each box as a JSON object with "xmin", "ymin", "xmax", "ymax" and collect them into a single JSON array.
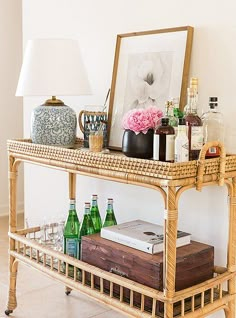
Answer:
[
  {"xmin": 174, "ymin": 118, "xmax": 189, "ymax": 162},
  {"xmin": 172, "ymin": 97, "xmax": 183, "ymax": 119},
  {"xmin": 190, "ymin": 77, "xmax": 198, "ymax": 99},
  {"xmin": 63, "ymin": 199, "xmax": 80, "ymax": 259},
  {"xmin": 90, "ymin": 194, "xmax": 102, "ymax": 233},
  {"xmin": 102, "ymin": 198, "xmax": 117, "ymax": 227},
  {"xmin": 153, "ymin": 117, "xmax": 175, "ymax": 162},
  {"xmin": 202, "ymin": 97, "xmax": 224, "ymax": 158},
  {"xmin": 79, "ymin": 202, "xmax": 95, "ymax": 259},
  {"xmin": 165, "ymin": 101, "xmax": 178, "ymax": 131},
  {"xmin": 184, "ymin": 87, "xmax": 203, "ymax": 160}
]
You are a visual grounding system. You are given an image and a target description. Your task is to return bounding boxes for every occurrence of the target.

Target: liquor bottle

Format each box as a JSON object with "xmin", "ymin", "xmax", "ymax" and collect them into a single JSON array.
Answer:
[
  {"xmin": 172, "ymin": 97, "xmax": 183, "ymax": 119},
  {"xmin": 184, "ymin": 87, "xmax": 203, "ymax": 160},
  {"xmin": 174, "ymin": 118, "xmax": 189, "ymax": 162},
  {"xmin": 190, "ymin": 77, "xmax": 198, "ymax": 97},
  {"xmin": 165, "ymin": 101, "xmax": 178, "ymax": 132},
  {"xmin": 153, "ymin": 117, "xmax": 175, "ymax": 162},
  {"xmin": 102, "ymin": 198, "xmax": 117, "ymax": 227},
  {"xmin": 79, "ymin": 202, "xmax": 95, "ymax": 259},
  {"xmin": 63, "ymin": 199, "xmax": 80, "ymax": 259},
  {"xmin": 202, "ymin": 97, "xmax": 224, "ymax": 158},
  {"xmin": 184, "ymin": 77, "xmax": 199, "ymax": 115},
  {"xmin": 90, "ymin": 194, "xmax": 102, "ymax": 233}
]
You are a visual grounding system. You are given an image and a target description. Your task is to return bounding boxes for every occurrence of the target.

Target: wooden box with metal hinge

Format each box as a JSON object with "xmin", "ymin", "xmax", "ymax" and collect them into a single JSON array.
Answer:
[{"xmin": 82, "ymin": 233, "xmax": 214, "ymax": 314}]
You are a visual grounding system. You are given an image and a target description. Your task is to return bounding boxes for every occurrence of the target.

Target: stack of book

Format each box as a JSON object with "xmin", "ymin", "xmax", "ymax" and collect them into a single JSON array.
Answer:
[{"xmin": 101, "ymin": 219, "xmax": 191, "ymax": 254}]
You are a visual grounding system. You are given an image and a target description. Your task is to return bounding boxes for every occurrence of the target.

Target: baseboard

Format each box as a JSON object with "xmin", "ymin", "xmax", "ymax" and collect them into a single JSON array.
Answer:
[{"xmin": 0, "ymin": 201, "xmax": 24, "ymax": 217}]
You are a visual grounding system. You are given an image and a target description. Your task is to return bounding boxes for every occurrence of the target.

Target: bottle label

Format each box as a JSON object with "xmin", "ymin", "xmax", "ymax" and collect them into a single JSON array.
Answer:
[
  {"xmin": 206, "ymin": 146, "xmax": 220, "ymax": 157},
  {"xmin": 153, "ymin": 134, "xmax": 174, "ymax": 161},
  {"xmin": 166, "ymin": 135, "xmax": 175, "ymax": 161},
  {"xmin": 175, "ymin": 137, "xmax": 189, "ymax": 162},
  {"xmin": 190, "ymin": 126, "xmax": 203, "ymax": 150},
  {"xmin": 153, "ymin": 134, "xmax": 160, "ymax": 160},
  {"xmin": 64, "ymin": 238, "xmax": 79, "ymax": 258},
  {"xmin": 92, "ymin": 199, "xmax": 97, "ymax": 207},
  {"xmin": 69, "ymin": 203, "xmax": 76, "ymax": 210}
]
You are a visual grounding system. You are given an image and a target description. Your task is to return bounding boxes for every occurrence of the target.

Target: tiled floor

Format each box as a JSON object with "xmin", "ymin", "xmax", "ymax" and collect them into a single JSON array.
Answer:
[{"xmin": 0, "ymin": 214, "xmax": 126, "ymax": 318}]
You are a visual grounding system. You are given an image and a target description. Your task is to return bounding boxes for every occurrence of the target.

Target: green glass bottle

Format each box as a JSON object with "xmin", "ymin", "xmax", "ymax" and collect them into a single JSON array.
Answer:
[
  {"xmin": 79, "ymin": 202, "xmax": 95, "ymax": 259},
  {"xmin": 63, "ymin": 199, "xmax": 80, "ymax": 259},
  {"xmin": 102, "ymin": 198, "xmax": 117, "ymax": 227},
  {"xmin": 90, "ymin": 194, "xmax": 102, "ymax": 233}
]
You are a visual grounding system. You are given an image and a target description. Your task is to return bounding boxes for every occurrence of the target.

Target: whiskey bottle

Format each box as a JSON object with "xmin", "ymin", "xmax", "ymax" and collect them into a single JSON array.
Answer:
[
  {"xmin": 202, "ymin": 97, "xmax": 224, "ymax": 158},
  {"xmin": 184, "ymin": 87, "xmax": 203, "ymax": 160},
  {"xmin": 63, "ymin": 199, "xmax": 80, "ymax": 259},
  {"xmin": 90, "ymin": 194, "xmax": 102, "ymax": 233},
  {"xmin": 102, "ymin": 198, "xmax": 117, "ymax": 227},
  {"xmin": 174, "ymin": 118, "xmax": 189, "ymax": 162},
  {"xmin": 153, "ymin": 117, "xmax": 175, "ymax": 162}
]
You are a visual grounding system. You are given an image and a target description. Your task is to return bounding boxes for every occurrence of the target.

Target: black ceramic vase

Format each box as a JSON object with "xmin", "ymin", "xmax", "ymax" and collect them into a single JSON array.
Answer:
[{"xmin": 122, "ymin": 129, "xmax": 154, "ymax": 159}]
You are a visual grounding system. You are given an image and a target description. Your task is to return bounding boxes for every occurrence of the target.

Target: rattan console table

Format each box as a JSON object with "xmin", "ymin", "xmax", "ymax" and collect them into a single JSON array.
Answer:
[{"xmin": 5, "ymin": 139, "xmax": 236, "ymax": 317}]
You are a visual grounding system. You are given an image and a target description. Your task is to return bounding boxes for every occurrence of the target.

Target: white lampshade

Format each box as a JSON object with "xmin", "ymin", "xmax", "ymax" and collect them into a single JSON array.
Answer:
[
  {"xmin": 16, "ymin": 38, "xmax": 91, "ymax": 96},
  {"xmin": 16, "ymin": 38, "xmax": 91, "ymax": 148}
]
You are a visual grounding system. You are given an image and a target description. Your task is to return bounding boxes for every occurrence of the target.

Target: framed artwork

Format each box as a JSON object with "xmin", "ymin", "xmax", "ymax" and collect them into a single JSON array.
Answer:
[{"xmin": 107, "ymin": 26, "xmax": 194, "ymax": 150}]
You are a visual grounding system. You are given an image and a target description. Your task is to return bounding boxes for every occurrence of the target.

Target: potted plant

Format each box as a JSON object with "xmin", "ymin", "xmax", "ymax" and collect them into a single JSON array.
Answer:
[{"xmin": 122, "ymin": 106, "xmax": 163, "ymax": 159}]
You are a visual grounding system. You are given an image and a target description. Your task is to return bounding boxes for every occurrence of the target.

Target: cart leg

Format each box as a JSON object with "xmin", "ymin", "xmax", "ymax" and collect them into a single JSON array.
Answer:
[
  {"xmin": 226, "ymin": 178, "xmax": 236, "ymax": 318},
  {"xmin": 64, "ymin": 172, "xmax": 76, "ymax": 298},
  {"xmin": 5, "ymin": 258, "xmax": 18, "ymax": 315},
  {"xmin": 65, "ymin": 286, "xmax": 72, "ymax": 295},
  {"xmin": 6, "ymin": 157, "xmax": 19, "ymax": 315},
  {"xmin": 163, "ymin": 186, "xmax": 178, "ymax": 318},
  {"xmin": 224, "ymin": 305, "xmax": 233, "ymax": 318},
  {"xmin": 164, "ymin": 303, "xmax": 174, "ymax": 318}
]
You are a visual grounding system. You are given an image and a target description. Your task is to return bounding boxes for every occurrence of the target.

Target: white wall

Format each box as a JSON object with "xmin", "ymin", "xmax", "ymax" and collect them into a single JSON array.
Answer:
[
  {"xmin": 0, "ymin": 0, "xmax": 23, "ymax": 216},
  {"xmin": 22, "ymin": 1, "xmax": 236, "ymax": 317}
]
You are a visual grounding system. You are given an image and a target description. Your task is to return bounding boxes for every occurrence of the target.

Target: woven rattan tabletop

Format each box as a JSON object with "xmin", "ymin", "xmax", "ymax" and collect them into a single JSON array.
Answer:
[{"xmin": 7, "ymin": 139, "xmax": 236, "ymax": 185}]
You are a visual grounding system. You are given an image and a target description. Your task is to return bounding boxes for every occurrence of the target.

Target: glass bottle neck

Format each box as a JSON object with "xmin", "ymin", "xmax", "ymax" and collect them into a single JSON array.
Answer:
[
  {"xmin": 187, "ymin": 93, "xmax": 198, "ymax": 114},
  {"xmin": 107, "ymin": 203, "xmax": 113, "ymax": 211},
  {"xmin": 69, "ymin": 203, "xmax": 76, "ymax": 210},
  {"xmin": 91, "ymin": 199, "xmax": 98, "ymax": 207},
  {"xmin": 84, "ymin": 207, "xmax": 90, "ymax": 215},
  {"xmin": 69, "ymin": 199, "xmax": 76, "ymax": 211},
  {"xmin": 177, "ymin": 125, "xmax": 187, "ymax": 135}
]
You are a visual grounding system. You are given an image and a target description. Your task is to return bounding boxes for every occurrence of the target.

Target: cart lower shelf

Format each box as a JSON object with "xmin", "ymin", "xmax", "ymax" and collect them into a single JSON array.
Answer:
[{"xmin": 6, "ymin": 228, "xmax": 236, "ymax": 318}]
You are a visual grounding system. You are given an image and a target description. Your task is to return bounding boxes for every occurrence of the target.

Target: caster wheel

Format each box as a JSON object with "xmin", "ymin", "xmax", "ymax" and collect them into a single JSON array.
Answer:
[
  {"xmin": 5, "ymin": 309, "xmax": 13, "ymax": 316},
  {"xmin": 65, "ymin": 291, "xmax": 71, "ymax": 296}
]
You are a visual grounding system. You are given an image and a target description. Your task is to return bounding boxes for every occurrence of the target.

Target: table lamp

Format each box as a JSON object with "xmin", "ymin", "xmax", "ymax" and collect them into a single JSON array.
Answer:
[{"xmin": 16, "ymin": 38, "xmax": 91, "ymax": 148}]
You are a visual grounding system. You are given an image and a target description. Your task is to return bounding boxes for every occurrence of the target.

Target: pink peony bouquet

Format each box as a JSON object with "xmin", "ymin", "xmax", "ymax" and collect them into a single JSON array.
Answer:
[{"xmin": 122, "ymin": 106, "xmax": 163, "ymax": 135}]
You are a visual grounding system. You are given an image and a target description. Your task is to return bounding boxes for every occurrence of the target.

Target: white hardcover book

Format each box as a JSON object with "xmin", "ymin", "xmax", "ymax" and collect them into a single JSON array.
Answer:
[{"xmin": 101, "ymin": 219, "xmax": 191, "ymax": 254}]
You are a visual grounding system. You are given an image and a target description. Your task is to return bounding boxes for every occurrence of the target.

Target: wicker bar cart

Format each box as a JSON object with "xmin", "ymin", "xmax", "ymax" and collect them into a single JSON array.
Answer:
[{"xmin": 5, "ymin": 139, "xmax": 236, "ymax": 317}]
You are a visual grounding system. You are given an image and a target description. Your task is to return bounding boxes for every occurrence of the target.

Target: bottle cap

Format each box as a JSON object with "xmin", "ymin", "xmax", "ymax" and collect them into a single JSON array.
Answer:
[
  {"xmin": 161, "ymin": 117, "xmax": 169, "ymax": 125},
  {"xmin": 84, "ymin": 202, "xmax": 90, "ymax": 208},
  {"xmin": 209, "ymin": 97, "xmax": 218, "ymax": 102},
  {"xmin": 92, "ymin": 194, "xmax": 98, "ymax": 198},
  {"xmin": 209, "ymin": 97, "xmax": 218, "ymax": 108},
  {"xmin": 190, "ymin": 77, "xmax": 198, "ymax": 86},
  {"xmin": 178, "ymin": 118, "xmax": 186, "ymax": 125},
  {"xmin": 107, "ymin": 198, "xmax": 113, "ymax": 203}
]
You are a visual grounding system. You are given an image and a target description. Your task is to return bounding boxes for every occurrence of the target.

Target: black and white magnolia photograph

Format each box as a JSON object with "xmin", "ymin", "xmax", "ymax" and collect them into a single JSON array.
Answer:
[
  {"xmin": 123, "ymin": 51, "xmax": 173, "ymax": 112},
  {"xmin": 108, "ymin": 27, "xmax": 192, "ymax": 149}
]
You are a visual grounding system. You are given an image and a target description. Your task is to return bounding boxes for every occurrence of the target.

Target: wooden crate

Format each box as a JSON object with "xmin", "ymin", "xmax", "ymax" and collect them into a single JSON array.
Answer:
[{"xmin": 81, "ymin": 234, "xmax": 214, "ymax": 313}]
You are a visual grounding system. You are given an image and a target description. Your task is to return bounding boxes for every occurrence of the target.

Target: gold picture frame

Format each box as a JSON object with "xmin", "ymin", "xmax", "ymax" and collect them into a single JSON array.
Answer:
[{"xmin": 108, "ymin": 26, "xmax": 194, "ymax": 150}]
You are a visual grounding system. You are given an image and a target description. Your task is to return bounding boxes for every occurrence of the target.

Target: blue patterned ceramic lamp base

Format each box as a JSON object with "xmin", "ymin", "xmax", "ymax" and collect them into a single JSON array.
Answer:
[{"xmin": 31, "ymin": 104, "xmax": 77, "ymax": 148}]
